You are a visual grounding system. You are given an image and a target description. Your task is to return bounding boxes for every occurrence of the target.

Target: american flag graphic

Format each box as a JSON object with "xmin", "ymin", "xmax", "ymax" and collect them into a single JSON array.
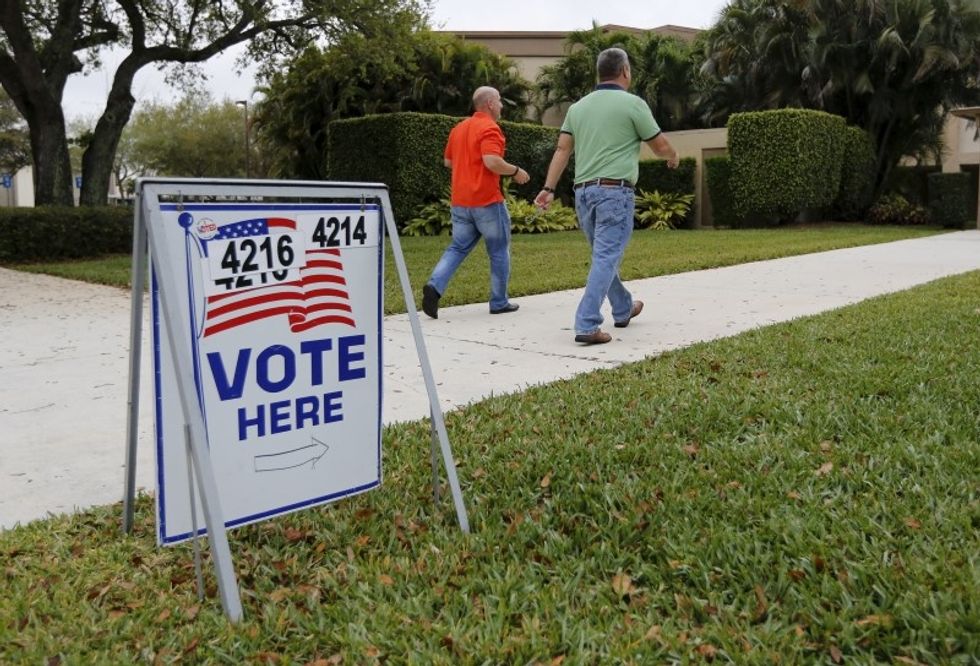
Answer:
[{"xmin": 200, "ymin": 217, "xmax": 356, "ymax": 338}]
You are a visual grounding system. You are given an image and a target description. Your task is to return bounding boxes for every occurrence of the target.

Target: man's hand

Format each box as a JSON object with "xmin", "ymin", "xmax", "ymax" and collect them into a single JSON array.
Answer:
[
  {"xmin": 513, "ymin": 167, "xmax": 530, "ymax": 185},
  {"xmin": 534, "ymin": 190, "xmax": 554, "ymax": 209},
  {"xmin": 667, "ymin": 154, "xmax": 680, "ymax": 169}
]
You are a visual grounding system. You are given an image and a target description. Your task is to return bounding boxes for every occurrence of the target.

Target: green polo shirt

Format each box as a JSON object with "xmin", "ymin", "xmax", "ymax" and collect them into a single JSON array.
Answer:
[{"xmin": 560, "ymin": 84, "xmax": 660, "ymax": 185}]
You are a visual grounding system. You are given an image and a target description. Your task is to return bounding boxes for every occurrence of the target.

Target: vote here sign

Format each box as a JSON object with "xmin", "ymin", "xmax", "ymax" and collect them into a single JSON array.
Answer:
[{"xmin": 152, "ymin": 203, "xmax": 382, "ymax": 545}]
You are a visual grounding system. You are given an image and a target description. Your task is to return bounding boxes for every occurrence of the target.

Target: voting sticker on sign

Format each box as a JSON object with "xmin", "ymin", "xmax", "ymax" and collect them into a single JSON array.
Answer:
[{"xmin": 152, "ymin": 204, "xmax": 382, "ymax": 545}]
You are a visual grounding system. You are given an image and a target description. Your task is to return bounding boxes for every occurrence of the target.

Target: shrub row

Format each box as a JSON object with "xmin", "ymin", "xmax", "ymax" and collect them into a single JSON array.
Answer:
[
  {"xmin": 327, "ymin": 112, "xmax": 697, "ymax": 227},
  {"xmin": 327, "ymin": 112, "xmax": 569, "ymax": 225},
  {"xmin": 835, "ymin": 126, "xmax": 876, "ymax": 220},
  {"xmin": 704, "ymin": 156, "xmax": 741, "ymax": 228},
  {"xmin": 0, "ymin": 206, "xmax": 133, "ymax": 262},
  {"xmin": 709, "ymin": 111, "xmax": 883, "ymax": 226},
  {"xmin": 927, "ymin": 172, "xmax": 973, "ymax": 228}
]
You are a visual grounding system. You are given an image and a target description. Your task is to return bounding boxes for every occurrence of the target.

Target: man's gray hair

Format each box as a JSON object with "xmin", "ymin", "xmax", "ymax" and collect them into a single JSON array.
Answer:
[
  {"xmin": 472, "ymin": 86, "xmax": 499, "ymax": 110},
  {"xmin": 596, "ymin": 48, "xmax": 630, "ymax": 81}
]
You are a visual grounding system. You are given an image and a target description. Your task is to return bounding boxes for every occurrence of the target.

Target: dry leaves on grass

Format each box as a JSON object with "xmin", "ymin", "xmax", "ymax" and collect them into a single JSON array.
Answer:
[
  {"xmin": 815, "ymin": 462, "xmax": 834, "ymax": 476},
  {"xmin": 752, "ymin": 585, "xmax": 768, "ymax": 623},
  {"xmin": 611, "ymin": 572, "xmax": 637, "ymax": 599},
  {"xmin": 855, "ymin": 614, "xmax": 893, "ymax": 627}
]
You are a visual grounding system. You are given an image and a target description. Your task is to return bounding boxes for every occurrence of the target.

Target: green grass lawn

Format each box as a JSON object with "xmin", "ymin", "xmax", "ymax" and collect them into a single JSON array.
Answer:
[
  {"xmin": 5, "ymin": 224, "xmax": 945, "ymax": 314},
  {"xmin": 2, "ymin": 270, "xmax": 977, "ymax": 663}
]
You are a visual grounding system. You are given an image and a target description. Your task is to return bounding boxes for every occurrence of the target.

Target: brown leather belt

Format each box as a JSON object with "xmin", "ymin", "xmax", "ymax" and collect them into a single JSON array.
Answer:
[{"xmin": 573, "ymin": 178, "xmax": 634, "ymax": 190}]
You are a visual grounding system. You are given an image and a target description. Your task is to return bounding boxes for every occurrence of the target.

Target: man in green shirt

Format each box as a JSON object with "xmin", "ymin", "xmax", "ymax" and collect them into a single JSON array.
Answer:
[{"xmin": 535, "ymin": 47, "xmax": 679, "ymax": 344}]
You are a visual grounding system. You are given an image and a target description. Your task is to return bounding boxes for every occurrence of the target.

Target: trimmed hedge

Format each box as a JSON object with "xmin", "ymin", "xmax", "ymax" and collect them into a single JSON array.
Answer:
[
  {"xmin": 0, "ymin": 206, "xmax": 133, "ymax": 262},
  {"xmin": 499, "ymin": 121, "xmax": 569, "ymax": 204},
  {"xmin": 327, "ymin": 113, "xmax": 456, "ymax": 225},
  {"xmin": 927, "ymin": 172, "xmax": 973, "ymax": 229},
  {"xmin": 885, "ymin": 165, "xmax": 941, "ymax": 205},
  {"xmin": 728, "ymin": 109, "xmax": 846, "ymax": 222},
  {"xmin": 326, "ymin": 112, "xmax": 567, "ymax": 225},
  {"xmin": 835, "ymin": 126, "xmax": 875, "ymax": 220},
  {"xmin": 705, "ymin": 155, "xmax": 742, "ymax": 228}
]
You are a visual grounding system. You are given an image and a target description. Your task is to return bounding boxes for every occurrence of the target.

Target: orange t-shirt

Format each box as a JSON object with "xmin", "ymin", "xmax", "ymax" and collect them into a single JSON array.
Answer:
[{"xmin": 444, "ymin": 111, "xmax": 506, "ymax": 207}]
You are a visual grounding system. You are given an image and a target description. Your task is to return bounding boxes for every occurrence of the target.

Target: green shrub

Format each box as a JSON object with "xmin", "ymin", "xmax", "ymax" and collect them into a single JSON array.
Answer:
[
  {"xmin": 866, "ymin": 194, "xmax": 931, "ymax": 226},
  {"xmin": 885, "ymin": 165, "xmax": 941, "ymax": 205},
  {"xmin": 728, "ymin": 109, "xmax": 846, "ymax": 222},
  {"xmin": 327, "ymin": 113, "xmax": 456, "ymax": 226},
  {"xmin": 327, "ymin": 112, "xmax": 566, "ymax": 225},
  {"xmin": 0, "ymin": 206, "xmax": 133, "ymax": 262},
  {"xmin": 835, "ymin": 126, "xmax": 876, "ymax": 220},
  {"xmin": 927, "ymin": 172, "xmax": 972, "ymax": 229},
  {"xmin": 704, "ymin": 155, "xmax": 743, "ymax": 228},
  {"xmin": 401, "ymin": 182, "xmax": 578, "ymax": 237},
  {"xmin": 635, "ymin": 157, "xmax": 696, "ymax": 227},
  {"xmin": 633, "ymin": 190, "xmax": 695, "ymax": 230},
  {"xmin": 507, "ymin": 195, "xmax": 578, "ymax": 234},
  {"xmin": 401, "ymin": 188, "xmax": 453, "ymax": 237},
  {"xmin": 498, "ymin": 122, "xmax": 570, "ymax": 204}
]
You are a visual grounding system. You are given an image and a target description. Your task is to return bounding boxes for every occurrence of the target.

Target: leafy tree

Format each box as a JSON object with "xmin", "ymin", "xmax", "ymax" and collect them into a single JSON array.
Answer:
[
  {"xmin": 0, "ymin": 89, "xmax": 29, "ymax": 174},
  {"xmin": 698, "ymin": 0, "xmax": 813, "ymax": 122},
  {"xmin": 0, "ymin": 0, "xmax": 428, "ymax": 206},
  {"xmin": 699, "ymin": 0, "xmax": 980, "ymax": 194},
  {"xmin": 534, "ymin": 24, "xmax": 702, "ymax": 130},
  {"xmin": 534, "ymin": 24, "xmax": 641, "ymax": 120},
  {"xmin": 127, "ymin": 95, "xmax": 250, "ymax": 178},
  {"xmin": 804, "ymin": 0, "xmax": 980, "ymax": 191},
  {"xmin": 254, "ymin": 29, "xmax": 530, "ymax": 179}
]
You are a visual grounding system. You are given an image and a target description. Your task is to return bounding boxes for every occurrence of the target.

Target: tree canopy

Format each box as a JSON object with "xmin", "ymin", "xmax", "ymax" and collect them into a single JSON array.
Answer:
[
  {"xmin": 534, "ymin": 24, "xmax": 703, "ymax": 131},
  {"xmin": 699, "ymin": 0, "xmax": 980, "ymax": 193},
  {"xmin": 125, "ymin": 95, "xmax": 251, "ymax": 180},
  {"xmin": 254, "ymin": 29, "xmax": 530, "ymax": 179},
  {"xmin": 0, "ymin": 0, "xmax": 428, "ymax": 206}
]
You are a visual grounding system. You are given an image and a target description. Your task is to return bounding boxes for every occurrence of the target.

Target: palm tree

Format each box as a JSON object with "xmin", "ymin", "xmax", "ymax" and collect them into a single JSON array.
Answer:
[
  {"xmin": 699, "ymin": 0, "xmax": 980, "ymax": 194},
  {"xmin": 534, "ymin": 23, "xmax": 641, "ymax": 120}
]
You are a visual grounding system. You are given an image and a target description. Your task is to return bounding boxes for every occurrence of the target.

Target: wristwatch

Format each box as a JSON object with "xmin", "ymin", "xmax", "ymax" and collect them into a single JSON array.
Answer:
[{"xmin": 541, "ymin": 186, "xmax": 555, "ymax": 194}]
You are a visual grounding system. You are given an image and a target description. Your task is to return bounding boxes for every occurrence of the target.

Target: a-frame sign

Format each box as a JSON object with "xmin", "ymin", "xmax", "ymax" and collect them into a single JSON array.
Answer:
[{"xmin": 122, "ymin": 178, "xmax": 469, "ymax": 622}]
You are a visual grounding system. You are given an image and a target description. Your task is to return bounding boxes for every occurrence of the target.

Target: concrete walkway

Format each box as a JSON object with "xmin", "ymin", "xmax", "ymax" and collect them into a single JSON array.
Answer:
[{"xmin": 2, "ymin": 230, "xmax": 978, "ymax": 529}]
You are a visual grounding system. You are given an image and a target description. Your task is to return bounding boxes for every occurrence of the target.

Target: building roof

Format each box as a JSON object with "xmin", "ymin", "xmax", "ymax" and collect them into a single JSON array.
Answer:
[
  {"xmin": 950, "ymin": 107, "xmax": 980, "ymax": 120},
  {"xmin": 443, "ymin": 24, "xmax": 703, "ymax": 59}
]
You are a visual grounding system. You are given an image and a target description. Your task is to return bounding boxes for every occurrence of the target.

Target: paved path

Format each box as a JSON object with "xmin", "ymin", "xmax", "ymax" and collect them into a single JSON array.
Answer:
[{"xmin": 2, "ymin": 230, "xmax": 978, "ymax": 529}]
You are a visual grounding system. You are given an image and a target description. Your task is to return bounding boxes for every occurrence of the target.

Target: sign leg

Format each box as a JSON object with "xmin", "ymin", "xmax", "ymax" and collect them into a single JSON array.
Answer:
[
  {"xmin": 429, "ymin": 408, "xmax": 441, "ymax": 504},
  {"xmin": 142, "ymin": 191, "xmax": 244, "ymax": 622},
  {"xmin": 123, "ymin": 209, "xmax": 148, "ymax": 534},
  {"xmin": 381, "ymin": 199, "xmax": 469, "ymax": 533},
  {"xmin": 185, "ymin": 426, "xmax": 205, "ymax": 601}
]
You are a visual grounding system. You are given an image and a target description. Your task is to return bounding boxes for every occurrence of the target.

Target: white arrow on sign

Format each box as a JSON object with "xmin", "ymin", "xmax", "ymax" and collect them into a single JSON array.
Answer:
[{"xmin": 253, "ymin": 437, "xmax": 330, "ymax": 473}]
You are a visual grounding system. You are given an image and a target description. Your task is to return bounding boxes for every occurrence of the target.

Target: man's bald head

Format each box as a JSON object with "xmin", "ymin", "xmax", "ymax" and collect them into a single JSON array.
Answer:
[{"xmin": 472, "ymin": 86, "xmax": 502, "ymax": 119}]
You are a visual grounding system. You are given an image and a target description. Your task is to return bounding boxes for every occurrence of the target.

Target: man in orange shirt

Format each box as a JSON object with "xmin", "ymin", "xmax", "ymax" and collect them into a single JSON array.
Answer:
[{"xmin": 421, "ymin": 86, "xmax": 529, "ymax": 319}]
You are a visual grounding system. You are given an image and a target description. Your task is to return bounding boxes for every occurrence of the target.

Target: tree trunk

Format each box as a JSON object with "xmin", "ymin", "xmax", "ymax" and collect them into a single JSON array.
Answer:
[
  {"xmin": 0, "ymin": 0, "xmax": 81, "ymax": 206},
  {"xmin": 27, "ymin": 107, "xmax": 74, "ymax": 206},
  {"xmin": 79, "ymin": 60, "xmax": 140, "ymax": 206}
]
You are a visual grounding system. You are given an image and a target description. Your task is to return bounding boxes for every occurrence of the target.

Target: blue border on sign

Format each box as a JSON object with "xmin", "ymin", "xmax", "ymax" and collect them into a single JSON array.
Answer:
[
  {"xmin": 152, "ymin": 267, "xmax": 169, "ymax": 544},
  {"xmin": 155, "ymin": 202, "xmax": 384, "ymax": 544}
]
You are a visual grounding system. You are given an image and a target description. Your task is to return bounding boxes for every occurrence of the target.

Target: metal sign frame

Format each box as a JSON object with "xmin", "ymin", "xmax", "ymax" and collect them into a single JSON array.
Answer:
[{"xmin": 122, "ymin": 177, "xmax": 469, "ymax": 623}]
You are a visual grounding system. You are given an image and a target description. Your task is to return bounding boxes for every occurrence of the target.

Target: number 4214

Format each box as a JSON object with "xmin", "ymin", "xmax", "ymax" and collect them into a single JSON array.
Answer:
[{"xmin": 312, "ymin": 215, "xmax": 367, "ymax": 247}]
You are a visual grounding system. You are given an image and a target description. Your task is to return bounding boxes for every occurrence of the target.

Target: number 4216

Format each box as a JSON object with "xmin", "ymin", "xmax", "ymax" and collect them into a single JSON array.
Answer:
[{"xmin": 312, "ymin": 215, "xmax": 367, "ymax": 247}]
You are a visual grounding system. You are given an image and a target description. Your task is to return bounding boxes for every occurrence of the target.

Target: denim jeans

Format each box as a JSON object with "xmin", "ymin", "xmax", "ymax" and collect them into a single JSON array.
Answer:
[
  {"xmin": 427, "ymin": 201, "xmax": 511, "ymax": 310},
  {"xmin": 573, "ymin": 185, "xmax": 635, "ymax": 334}
]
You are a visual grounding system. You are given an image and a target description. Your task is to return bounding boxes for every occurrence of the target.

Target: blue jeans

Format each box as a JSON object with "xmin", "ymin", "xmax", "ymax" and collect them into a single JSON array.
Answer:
[
  {"xmin": 573, "ymin": 185, "xmax": 635, "ymax": 334},
  {"xmin": 427, "ymin": 201, "xmax": 512, "ymax": 310}
]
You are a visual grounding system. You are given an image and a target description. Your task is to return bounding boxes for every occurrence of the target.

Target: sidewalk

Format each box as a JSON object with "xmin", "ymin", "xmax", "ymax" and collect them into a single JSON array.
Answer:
[{"xmin": 2, "ymin": 230, "xmax": 979, "ymax": 529}]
